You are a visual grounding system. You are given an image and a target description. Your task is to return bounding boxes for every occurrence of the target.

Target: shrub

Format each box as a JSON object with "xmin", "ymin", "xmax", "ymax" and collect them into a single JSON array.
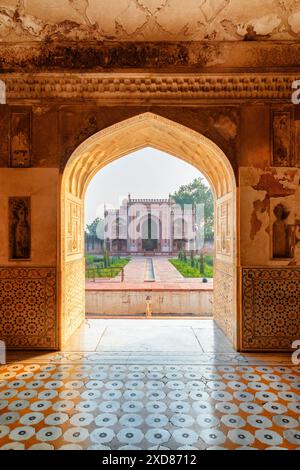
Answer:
[{"xmin": 205, "ymin": 255, "xmax": 214, "ymax": 266}]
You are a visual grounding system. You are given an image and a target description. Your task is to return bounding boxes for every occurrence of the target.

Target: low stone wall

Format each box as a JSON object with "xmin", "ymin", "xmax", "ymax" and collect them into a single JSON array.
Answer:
[{"xmin": 86, "ymin": 289, "xmax": 213, "ymax": 316}]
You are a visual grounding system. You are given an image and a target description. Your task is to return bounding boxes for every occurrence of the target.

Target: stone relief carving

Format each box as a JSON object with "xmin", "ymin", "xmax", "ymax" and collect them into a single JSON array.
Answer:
[
  {"xmin": 213, "ymin": 259, "xmax": 234, "ymax": 345},
  {"xmin": 272, "ymin": 203, "xmax": 293, "ymax": 259},
  {"xmin": 1, "ymin": 1, "xmax": 300, "ymax": 42},
  {"xmin": 1, "ymin": 73, "xmax": 298, "ymax": 102},
  {"xmin": 200, "ymin": 0, "xmax": 230, "ymax": 23},
  {"xmin": 59, "ymin": 106, "xmax": 239, "ymax": 171},
  {"xmin": 61, "ymin": 112, "xmax": 97, "ymax": 168},
  {"xmin": 8, "ymin": 197, "xmax": 31, "ymax": 260},
  {"xmin": 250, "ymin": 169, "xmax": 296, "ymax": 242},
  {"xmin": 294, "ymin": 119, "xmax": 300, "ymax": 168},
  {"xmin": 210, "ymin": 113, "xmax": 238, "ymax": 141},
  {"xmin": 0, "ymin": 79, "xmax": 5, "ymax": 104},
  {"xmin": 62, "ymin": 258, "xmax": 85, "ymax": 344},
  {"xmin": 295, "ymin": 224, "xmax": 300, "ymax": 258},
  {"xmin": 9, "ymin": 111, "xmax": 31, "ymax": 168},
  {"xmin": 66, "ymin": 198, "xmax": 82, "ymax": 256},
  {"xmin": 216, "ymin": 199, "xmax": 231, "ymax": 256},
  {"xmin": 0, "ymin": 106, "xmax": 9, "ymax": 167},
  {"xmin": 272, "ymin": 110, "xmax": 293, "ymax": 167}
]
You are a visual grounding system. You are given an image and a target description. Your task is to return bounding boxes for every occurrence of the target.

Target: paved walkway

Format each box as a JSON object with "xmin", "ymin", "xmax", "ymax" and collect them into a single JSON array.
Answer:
[
  {"xmin": 61, "ymin": 319, "xmax": 235, "ymax": 353},
  {"xmin": 86, "ymin": 256, "xmax": 213, "ymax": 291}
]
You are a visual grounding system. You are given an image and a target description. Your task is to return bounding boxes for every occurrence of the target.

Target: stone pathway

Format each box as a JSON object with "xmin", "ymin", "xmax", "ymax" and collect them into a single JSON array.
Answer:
[{"xmin": 86, "ymin": 256, "xmax": 213, "ymax": 291}]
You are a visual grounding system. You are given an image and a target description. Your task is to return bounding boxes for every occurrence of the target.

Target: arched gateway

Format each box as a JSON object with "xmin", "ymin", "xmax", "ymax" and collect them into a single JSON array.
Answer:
[{"xmin": 60, "ymin": 113, "xmax": 238, "ymax": 349}]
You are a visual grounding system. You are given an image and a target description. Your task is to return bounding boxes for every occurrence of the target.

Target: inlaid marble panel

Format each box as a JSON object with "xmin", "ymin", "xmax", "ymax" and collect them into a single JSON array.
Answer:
[
  {"xmin": 0, "ymin": 267, "xmax": 57, "ymax": 349},
  {"xmin": 242, "ymin": 268, "xmax": 300, "ymax": 351}
]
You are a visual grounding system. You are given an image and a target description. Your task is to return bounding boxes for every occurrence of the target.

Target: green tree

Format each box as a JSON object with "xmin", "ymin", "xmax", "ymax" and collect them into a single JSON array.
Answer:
[
  {"xmin": 190, "ymin": 250, "xmax": 195, "ymax": 267},
  {"xmin": 86, "ymin": 217, "xmax": 102, "ymax": 237},
  {"xmin": 172, "ymin": 177, "xmax": 214, "ymax": 242}
]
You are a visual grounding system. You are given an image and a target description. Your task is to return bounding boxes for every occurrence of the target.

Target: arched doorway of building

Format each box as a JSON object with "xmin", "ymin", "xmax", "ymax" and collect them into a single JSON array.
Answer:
[
  {"xmin": 141, "ymin": 214, "xmax": 160, "ymax": 252},
  {"xmin": 60, "ymin": 113, "xmax": 238, "ymax": 350}
]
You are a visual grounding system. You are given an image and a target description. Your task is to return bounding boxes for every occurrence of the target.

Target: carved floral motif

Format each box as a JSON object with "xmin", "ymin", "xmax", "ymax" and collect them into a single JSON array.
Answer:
[{"xmin": 8, "ymin": 197, "xmax": 31, "ymax": 260}]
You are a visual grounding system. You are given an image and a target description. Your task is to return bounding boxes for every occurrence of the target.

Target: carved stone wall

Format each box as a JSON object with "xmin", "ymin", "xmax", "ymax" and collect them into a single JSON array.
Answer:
[
  {"xmin": 0, "ymin": 266, "xmax": 57, "ymax": 349},
  {"xmin": 216, "ymin": 197, "xmax": 232, "ymax": 257},
  {"xmin": 61, "ymin": 191, "xmax": 85, "ymax": 346},
  {"xmin": 66, "ymin": 197, "xmax": 83, "ymax": 257},
  {"xmin": 242, "ymin": 267, "xmax": 300, "ymax": 351},
  {"xmin": 213, "ymin": 260, "xmax": 235, "ymax": 346},
  {"xmin": 271, "ymin": 108, "xmax": 294, "ymax": 167},
  {"xmin": 2, "ymin": 73, "xmax": 298, "ymax": 103},
  {"xmin": 59, "ymin": 106, "xmax": 239, "ymax": 177},
  {"xmin": 61, "ymin": 258, "xmax": 85, "ymax": 346}
]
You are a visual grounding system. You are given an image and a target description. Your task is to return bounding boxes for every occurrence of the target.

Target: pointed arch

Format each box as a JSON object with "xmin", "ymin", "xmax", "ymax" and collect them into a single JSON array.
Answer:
[{"xmin": 60, "ymin": 112, "xmax": 238, "ymax": 349}]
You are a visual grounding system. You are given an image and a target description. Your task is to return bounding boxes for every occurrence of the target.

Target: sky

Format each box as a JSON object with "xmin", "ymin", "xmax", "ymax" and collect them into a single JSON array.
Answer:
[{"xmin": 85, "ymin": 147, "xmax": 207, "ymax": 225}]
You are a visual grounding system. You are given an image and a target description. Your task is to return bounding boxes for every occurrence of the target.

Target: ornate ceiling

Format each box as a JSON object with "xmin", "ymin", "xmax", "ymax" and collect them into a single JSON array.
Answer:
[{"xmin": 1, "ymin": 0, "xmax": 300, "ymax": 42}]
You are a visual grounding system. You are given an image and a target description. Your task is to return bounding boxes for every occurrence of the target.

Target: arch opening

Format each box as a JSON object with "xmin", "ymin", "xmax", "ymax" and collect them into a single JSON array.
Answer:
[{"xmin": 61, "ymin": 113, "xmax": 238, "ymax": 349}]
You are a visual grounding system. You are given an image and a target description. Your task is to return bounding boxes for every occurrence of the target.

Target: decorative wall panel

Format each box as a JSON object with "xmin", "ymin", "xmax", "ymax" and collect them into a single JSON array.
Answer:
[
  {"xmin": 1, "ymin": 1, "xmax": 300, "ymax": 43},
  {"xmin": 271, "ymin": 110, "xmax": 294, "ymax": 167},
  {"xmin": 0, "ymin": 267, "xmax": 57, "ymax": 349},
  {"xmin": 242, "ymin": 267, "xmax": 300, "ymax": 351},
  {"xmin": 66, "ymin": 198, "xmax": 83, "ymax": 257},
  {"xmin": 216, "ymin": 198, "xmax": 231, "ymax": 256},
  {"xmin": 0, "ymin": 106, "xmax": 9, "ymax": 167},
  {"xmin": 3, "ymin": 73, "xmax": 300, "ymax": 103},
  {"xmin": 8, "ymin": 197, "xmax": 31, "ymax": 260},
  {"xmin": 61, "ymin": 258, "xmax": 85, "ymax": 346},
  {"xmin": 213, "ymin": 260, "xmax": 235, "ymax": 346},
  {"xmin": 9, "ymin": 110, "xmax": 31, "ymax": 168}
]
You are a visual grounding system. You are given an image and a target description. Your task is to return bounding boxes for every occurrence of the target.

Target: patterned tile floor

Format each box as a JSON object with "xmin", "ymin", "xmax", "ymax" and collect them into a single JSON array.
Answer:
[{"xmin": 0, "ymin": 359, "xmax": 300, "ymax": 450}]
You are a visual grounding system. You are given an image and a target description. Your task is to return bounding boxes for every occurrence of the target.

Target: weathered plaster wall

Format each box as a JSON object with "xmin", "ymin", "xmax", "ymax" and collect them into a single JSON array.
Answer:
[{"xmin": 240, "ymin": 167, "xmax": 300, "ymax": 267}]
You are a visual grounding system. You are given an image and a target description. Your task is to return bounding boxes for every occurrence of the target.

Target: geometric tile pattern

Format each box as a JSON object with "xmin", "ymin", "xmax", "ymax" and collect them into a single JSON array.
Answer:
[
  {"xmin": 242, "ymin": 268, "xmax": 300, "ymax": 351},
  {"xmin": 0, "ymin": 267, "xmax": 57, "ymax": 349},
  {"xmin": 0, "ymin": 363, "xmax": 299, "ymax": 450}
]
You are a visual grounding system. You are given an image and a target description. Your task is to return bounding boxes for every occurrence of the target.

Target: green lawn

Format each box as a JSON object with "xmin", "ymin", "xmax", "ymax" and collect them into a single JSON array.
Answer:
[
  {"xmin": 170, "ymin": 256, "xmax": 213, "ymax": 278},
  {"xmin": 85, "ymin": 256, "xmax": 130, "ymax": 279}
]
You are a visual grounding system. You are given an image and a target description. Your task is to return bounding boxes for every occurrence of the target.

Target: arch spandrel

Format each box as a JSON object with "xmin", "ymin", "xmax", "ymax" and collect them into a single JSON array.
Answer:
[{"xmin": 62, "ymin": 113, "xmax": 235, "ymax": 200}]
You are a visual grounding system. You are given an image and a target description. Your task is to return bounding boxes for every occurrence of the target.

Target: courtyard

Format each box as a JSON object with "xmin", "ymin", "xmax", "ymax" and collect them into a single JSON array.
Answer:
[{"xmin": 85, "ymin": 256, "xmax": 213, "ymax": 317}]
